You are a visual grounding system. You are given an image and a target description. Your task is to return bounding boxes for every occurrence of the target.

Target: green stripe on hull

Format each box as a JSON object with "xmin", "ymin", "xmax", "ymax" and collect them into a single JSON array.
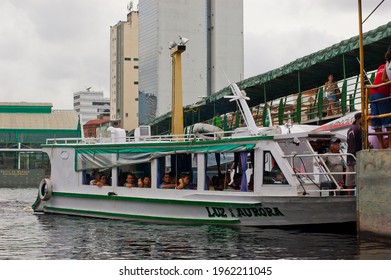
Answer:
[
  {"xmin": 52, "ymin": 192, "xmax": 263, "ymax": 208},
  {"xmin": 43, "ymin": 206, "xmax": 240, "ymax": 224}
]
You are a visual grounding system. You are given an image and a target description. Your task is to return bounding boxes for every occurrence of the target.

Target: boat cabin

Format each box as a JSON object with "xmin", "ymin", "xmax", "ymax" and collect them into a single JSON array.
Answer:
[{"xmin": 46, "ymin": 126, "xmax": 351, "ymax": 198}]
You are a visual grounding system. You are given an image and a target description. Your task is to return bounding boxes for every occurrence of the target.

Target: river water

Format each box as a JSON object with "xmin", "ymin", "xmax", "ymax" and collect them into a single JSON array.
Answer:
[{"xmin": 1, "ymin": 187, "xmax": 391, "ymax": 260}]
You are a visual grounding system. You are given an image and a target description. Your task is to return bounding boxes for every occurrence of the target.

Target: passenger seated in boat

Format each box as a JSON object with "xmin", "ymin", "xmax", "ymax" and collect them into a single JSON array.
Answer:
[
  {"xmin": 124, "ymin": 173, "xmax": 137, "ymax": 188},
  {"xmin": 176, "ymin": 173, "xmax": 194, "ymax": 190},
  {"xmin": 96, "ymin": 174, "xmax": 110, "ymax": 187},
  {"xmin": 159, "ymin": 172, "xmax": 176, "ymax": 189},
  {"xmin": 89, "ymin": 169, "xmax": 100, "ymax": 185},
  {"xmin": 209, "ymin": 175, "xmax": 219, "ymax": 190},
  {"xmin": 272, "ymin": 169, "xmax": 287, "ymax": 184},
  {"xmin": 139, "ymin": 176, "xmax": 151, "ymax": 188},
  {"xmin": 214, "ymin": 173, "xmax": 230, "ymax": 191}
]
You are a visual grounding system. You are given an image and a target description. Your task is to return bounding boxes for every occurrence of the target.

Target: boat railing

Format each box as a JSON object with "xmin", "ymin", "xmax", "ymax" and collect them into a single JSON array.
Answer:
[
  {"xmin": 303, "ymin": 187, "xmax": 356, "ymax": 196},
  {"xmin": 282, "ymin": 152, "xmax": 357, "ymax": 192},
  {"xmin": 46, "ymin": 138, "xmax": 89, "ymax": 145},
  {"xmin": 45, "ymin": 129, "xmax": 246, "ymax": 145}
]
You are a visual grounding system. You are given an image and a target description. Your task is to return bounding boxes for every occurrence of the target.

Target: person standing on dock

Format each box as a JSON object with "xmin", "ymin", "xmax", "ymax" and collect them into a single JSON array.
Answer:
[
  {"xmin": 324, "ymin": 74, "xmax": 340, "ymax": 116},
  {"xmin": 369, "ymin": 62, "xmax": 391, "ymax": 149},
  {"xmin": 345, "ymin": 112, "xmax": 362, "ymax": 195},
  {"xmin": 382, "ymin": 45, "xmax": 391, "ymax": 83}
]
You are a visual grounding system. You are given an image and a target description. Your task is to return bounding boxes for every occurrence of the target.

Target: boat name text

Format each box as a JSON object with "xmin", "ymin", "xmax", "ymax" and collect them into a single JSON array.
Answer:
[{"xmin": 205, "ymin": 206, "xmax": 284, "ymax": 218}]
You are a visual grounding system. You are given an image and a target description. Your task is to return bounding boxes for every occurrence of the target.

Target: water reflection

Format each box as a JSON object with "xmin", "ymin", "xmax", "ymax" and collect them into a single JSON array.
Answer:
[{"xmin": 33, "ymin": 215, "xmax": 360, "ymax": 260}]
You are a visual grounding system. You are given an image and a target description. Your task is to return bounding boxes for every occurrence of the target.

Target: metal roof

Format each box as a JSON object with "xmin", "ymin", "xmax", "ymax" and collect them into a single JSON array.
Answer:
[
  {"xmin": 0, "ymin": 110, "xmax": 79, "ymax": 130},
  {"xmin": 150, "ymin": 21, "xmax": 391, "ymax": 135}
]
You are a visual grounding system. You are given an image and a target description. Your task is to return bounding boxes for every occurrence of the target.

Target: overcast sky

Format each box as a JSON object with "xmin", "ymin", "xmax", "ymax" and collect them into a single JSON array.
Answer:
[{"xmin": 0, "ymin": 0, "xmax": 390, "ymax": 109}]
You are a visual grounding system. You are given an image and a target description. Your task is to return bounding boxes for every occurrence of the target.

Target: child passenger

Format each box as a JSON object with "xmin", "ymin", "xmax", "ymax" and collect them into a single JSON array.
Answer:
[{"xmin": 124, "ymin": 173, "xmax": 137, "ymax": 188}]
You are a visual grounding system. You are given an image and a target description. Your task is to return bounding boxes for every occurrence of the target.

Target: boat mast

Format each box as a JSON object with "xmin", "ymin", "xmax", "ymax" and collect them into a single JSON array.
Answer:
[{"xmin": 225, "ymin": 83, "xmax": 260, "ymax": 135}]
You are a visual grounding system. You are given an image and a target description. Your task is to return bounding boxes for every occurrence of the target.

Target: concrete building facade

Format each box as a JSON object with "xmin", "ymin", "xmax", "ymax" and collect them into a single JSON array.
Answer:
[
  {"xmin": 110, "ymin": 10, "xmax": 139, "ymax": 132},
  {"xmin": 73, "ymin": 90, "xmax": 110, "ymax": 125},
  {"xmin": 138, "ymin": 0, "xmax": 243, "ymax": 122}
]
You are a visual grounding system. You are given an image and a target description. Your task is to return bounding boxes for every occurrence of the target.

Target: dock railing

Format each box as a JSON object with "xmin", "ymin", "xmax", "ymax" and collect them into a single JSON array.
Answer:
[{"xmin": 203, "ymin": 71, "xmax": 375, "ymax": 130}]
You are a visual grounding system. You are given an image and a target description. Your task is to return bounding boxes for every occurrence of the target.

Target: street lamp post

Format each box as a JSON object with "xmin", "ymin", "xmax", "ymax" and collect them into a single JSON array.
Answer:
[
  {"xmin": 169, "ymin": 36, "xmax": 188, "ymax": 137},
  {"xmin": 170, "ymin": 44, "xmax": 186, "ymax": 136}
]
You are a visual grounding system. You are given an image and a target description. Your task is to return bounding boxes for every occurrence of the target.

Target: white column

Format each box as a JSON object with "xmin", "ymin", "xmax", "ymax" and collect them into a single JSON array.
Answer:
[
  {"xmin": 17, "ymin": 142, "xmax": 21, "ymax": 169},
  {"xmin": 197, "ymin": 154, "xmax": 206, "ymax": 191},
  {"xmin": 111, "ymin": 166, "xmax": 118, "ymax": 187},
  {"xmin": 253, "ymin": 147, "xmax": 264, "ymax": 192},
  {"xmin": 151, "ymin": 158, "xmax": 158, "ymax": 189}
]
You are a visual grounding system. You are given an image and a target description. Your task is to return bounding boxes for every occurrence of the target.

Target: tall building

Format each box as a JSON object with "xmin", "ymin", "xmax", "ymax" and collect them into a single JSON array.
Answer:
[
  {"xmin": 110, "ymin": 9, "xmax": 139, "ymax": 132},
  {"xmin": 138, "ymin": 91, "xmax": 157, "ymax": 125},
  {"xmin": 73, "ymin": 90, "xmax": 110, "ymax": 125},
  {"xmin": 138, "ymin": 0, "xmax": 243, "ymax": 120}
]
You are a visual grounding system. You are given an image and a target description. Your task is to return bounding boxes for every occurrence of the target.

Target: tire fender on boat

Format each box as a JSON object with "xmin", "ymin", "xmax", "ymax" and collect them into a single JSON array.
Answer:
[{"xmin": 38, "ymin": 178, "xmax": 53, "ymax": 201}]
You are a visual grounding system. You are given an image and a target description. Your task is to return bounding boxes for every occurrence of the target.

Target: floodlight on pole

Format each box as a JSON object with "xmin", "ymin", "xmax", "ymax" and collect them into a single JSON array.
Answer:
[{"xmin": 170, "ymin": 36, "xmax": 188, "ymax": 137}]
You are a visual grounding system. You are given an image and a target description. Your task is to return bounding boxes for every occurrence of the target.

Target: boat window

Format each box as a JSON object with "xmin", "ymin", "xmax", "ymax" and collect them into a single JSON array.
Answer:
[
  {"xmin": 83, "ymin": 169, "xmax": 112, "ymax": 186},
  {"xmin": 205, "ymin": 153, "xmax": 231, "ymax": 191},
  {"xmin": 263, "ymin": 152, "xmax": 288, "ymax": 185},
  {"xmin": 118, "ymin": 162, "xmax": 151, "ymax": 188},
  {"xmin": 157, "ymin": 154, "xmax": 197, "ymax": 190},
  {"xmin": 206, "ymin": 152, "xmax": 253, "ymax": 191}
]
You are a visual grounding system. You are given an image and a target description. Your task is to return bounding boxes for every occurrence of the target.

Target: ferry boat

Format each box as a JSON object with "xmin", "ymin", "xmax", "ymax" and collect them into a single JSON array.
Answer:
[{"xmin": 32, "ymin": 83, "xmax": 356, "ymax": 226}]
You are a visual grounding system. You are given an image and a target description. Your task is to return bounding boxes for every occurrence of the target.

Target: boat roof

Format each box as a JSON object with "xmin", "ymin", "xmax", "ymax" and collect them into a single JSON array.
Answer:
[{"xmin": 314, "ymin": 112, "xmax": 356, "ymax": 132}]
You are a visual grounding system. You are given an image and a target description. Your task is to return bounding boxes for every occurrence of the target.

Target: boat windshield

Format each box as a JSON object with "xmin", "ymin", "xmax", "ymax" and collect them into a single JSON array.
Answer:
[
  {"xmin": 277, "ymin": 138, "xmax": 321, "ymax": 184},
  {"xmin": 263, "ymin": 151, "xmax": 288, "ymax": 185}
]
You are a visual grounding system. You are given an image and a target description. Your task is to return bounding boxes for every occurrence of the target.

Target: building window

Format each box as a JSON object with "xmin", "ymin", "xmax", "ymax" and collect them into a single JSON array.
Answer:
[
  {"xmin": 126, "ymin": 113, "xmax": 128, "ymax": 117},
  {"xmin": 134, "ymin": 66, "xmax": 139, "ymax": 69},
  {"xmin": 92, "ymin": 101, "xmax": 110, "ymax": 106},
  {"xmin": 133, "ymin": 58, "xmax": 139, "ymax": 61},
  {"xmin": 124, "ymin": 57, "xmax": 131, "ymax": 61},
  {"xmin": 134, "ymin": 81, "xmax": 138, "ymax": 85}
]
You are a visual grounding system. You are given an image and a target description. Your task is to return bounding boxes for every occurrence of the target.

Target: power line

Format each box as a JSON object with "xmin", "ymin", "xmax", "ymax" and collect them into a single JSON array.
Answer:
[{"xmin": 362, "ymin": 0, "xmax": 385, "ymax": 24}]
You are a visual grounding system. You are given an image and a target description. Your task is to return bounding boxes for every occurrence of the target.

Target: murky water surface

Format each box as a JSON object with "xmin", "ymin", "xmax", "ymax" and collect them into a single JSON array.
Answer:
[{"xmin": 1, "ymin": 188, "xmax": 391, "ymax": 260}]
